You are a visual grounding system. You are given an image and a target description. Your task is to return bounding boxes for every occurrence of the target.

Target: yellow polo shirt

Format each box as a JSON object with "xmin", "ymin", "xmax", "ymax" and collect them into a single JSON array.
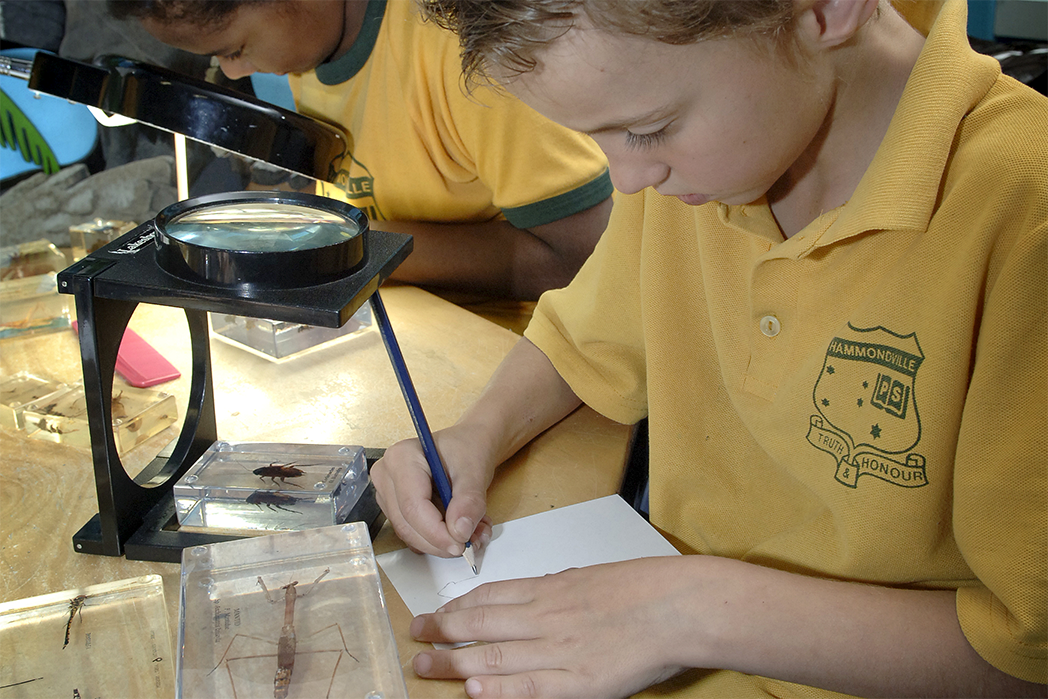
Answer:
[
  {"xmin": 288, "ymin": 0, "xmax": 611, "ymax": 227},
  {"xmin": 525, "ymin": 0, "xmax": 1047, "ymax": 694}
]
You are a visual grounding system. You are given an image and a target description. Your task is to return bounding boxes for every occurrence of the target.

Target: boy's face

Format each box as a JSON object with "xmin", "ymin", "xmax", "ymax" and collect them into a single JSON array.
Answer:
[
  {"xmin": 142, "ymin": 1, "xmax": 350, "ymax": 79},
  {"xmin": 505, "ymin": 24, "xmax": 834, "ymax": 207}
]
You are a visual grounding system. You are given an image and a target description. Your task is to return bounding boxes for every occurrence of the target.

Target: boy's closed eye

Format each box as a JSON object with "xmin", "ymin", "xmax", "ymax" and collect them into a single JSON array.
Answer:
[{"xmin": 625, "ymin": 128, "xmax": 668, "ymax": 151}]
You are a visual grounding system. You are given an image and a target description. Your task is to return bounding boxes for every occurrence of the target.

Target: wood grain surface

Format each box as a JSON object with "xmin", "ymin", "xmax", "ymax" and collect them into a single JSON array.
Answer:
[{"xmin": 0, "ymin": 284, "xmax": 630, "ymax": 698}]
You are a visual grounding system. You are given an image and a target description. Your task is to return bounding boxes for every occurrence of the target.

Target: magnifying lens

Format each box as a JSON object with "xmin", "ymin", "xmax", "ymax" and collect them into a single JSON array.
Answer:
[{"xmin": 153, "ymin": 192, "xmax": 367, "ymax": 291}]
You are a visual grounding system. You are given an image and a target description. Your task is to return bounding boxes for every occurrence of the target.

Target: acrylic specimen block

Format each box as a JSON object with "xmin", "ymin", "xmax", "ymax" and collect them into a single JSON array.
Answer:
[
  {"xmin": 178, "ymin": 523, "xmax": 407, "ymax": 699},
  {"xmin": 173, "ymin": 442, "xmax": 369, "ymax": 533},
  {"xmin": 21, "ymin": 383, "xmax": 177, "ymax": 453},
  {"xmin": 209, "ymin": 302, "xmax": 373, "ymax": 361},
  {"xmin": 0, "ymin": 272, "xmax": 72, "ymax": 339},
  {"xmin": 0, "ymin": 238, "xmax": 68, "ymax": 280},
  {"xmin": 69, "ymin": 218, "xmax": 136, "ymax": 261},
  {"xmin": 0, "ymin": 372, "xmax": 67, "ymax": 431},
  {"xmin": 0, "ymin": 574, "xmax": 174, "ymax": 699}
]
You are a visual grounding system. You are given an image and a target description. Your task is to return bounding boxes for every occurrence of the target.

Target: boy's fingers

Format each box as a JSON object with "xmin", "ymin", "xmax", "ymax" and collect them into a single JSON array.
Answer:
[
  {"xmin": 446, "ymin": 487, "xmax": 488, "ymax": 544},
  {"xmin": 415, "ymin": 646, "xmax": 577, "ymax": 699},
  {"xmin": 373, "ymin": 445, "xmax": 458, "ymax": 556},
  {"xmin": 372, "ymin": 435, "xmax": 492, "ymax": 556},
  {"xmin": 412, "ymin": 640, "xmax": 546, "ymax": 678},
  {"xmin": 471, "ymin": 516, "xmax": 493, "ymax": 548}
]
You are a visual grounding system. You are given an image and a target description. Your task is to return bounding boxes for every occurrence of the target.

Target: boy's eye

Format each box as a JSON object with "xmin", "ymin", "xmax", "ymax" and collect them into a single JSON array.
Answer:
[
  {"xmin": 221, "ymin": 48, "xmax": 244, "ymax": 61},
  {"xmin": 624, "ymin": 128, "xmax": 666, "ymax": 151}
]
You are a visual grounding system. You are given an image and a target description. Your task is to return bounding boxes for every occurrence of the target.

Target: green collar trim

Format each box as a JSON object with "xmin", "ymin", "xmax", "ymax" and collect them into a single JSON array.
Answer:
[{"xmin": 314, "ymin": 0, "xmax": 388, "ymax": 86}]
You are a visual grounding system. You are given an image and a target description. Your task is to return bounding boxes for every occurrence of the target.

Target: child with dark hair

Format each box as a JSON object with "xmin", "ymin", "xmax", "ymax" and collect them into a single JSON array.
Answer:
[
  {"xmin": 371, "ymin": 0, "xmax": 1047, "ymax": 697},
  {"xmin": 109, "ymin": 0, "xmax": 613, "ymax": 305}
]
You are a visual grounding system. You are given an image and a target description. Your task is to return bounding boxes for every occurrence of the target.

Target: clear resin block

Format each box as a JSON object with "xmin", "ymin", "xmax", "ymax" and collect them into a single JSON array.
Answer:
[
  {"xmin": 0, "ymin": 372, "xmax": 67, "ymax": 431},
  {"xmin": 209, "ymin": 302, "xmax": 373, "ymax": 361},
  {"xmin": 69, "ymin": 218, "xmax": 136, "ymax": 261},
  {"xmin": 22, "ymin": 383, "xmax": 177, "ymax": 453},
  {"xmin": 178, "ymin": 524, "xmax": 407, "ymax": 699},
  {"xmin": 0, "ymin": 238, "xmax": 68, "ymax": 280},
  {"xmin": 109, "ymin": 385, "xmax": 179, "ymax": 453},
  {"xmin": 0, "ymin": 574, "xmax": 174, "ymax": 699},
  {"xmin": 0, "ymin": 272, "xmax": 72, "ymax": 339},
  {"xmin": 174, "ymin": 442, "xmax": 369, "ymax": 533}
]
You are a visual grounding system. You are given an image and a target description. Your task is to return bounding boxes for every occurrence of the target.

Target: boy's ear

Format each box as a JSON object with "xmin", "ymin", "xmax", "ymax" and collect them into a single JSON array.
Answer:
[{"xmin": 795, "ymin": 0, "xmax": 879, "ymax": 48}]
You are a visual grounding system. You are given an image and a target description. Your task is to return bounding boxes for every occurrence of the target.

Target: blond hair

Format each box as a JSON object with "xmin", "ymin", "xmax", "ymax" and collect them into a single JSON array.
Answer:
[{"xmin": 420, "ymin": 0, "xmax": 796, "ymax": 86}]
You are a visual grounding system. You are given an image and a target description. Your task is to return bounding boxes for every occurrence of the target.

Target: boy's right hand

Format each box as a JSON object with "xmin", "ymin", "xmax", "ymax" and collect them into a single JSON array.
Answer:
[{"xmin": 371, "ymin": 428, "xmax": 494, "ymax": 558}]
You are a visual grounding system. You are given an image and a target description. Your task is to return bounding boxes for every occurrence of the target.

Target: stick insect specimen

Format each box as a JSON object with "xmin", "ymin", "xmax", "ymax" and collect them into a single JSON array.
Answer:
[
  {"xmin": 207, "ymin": 568, "xmax": 358, "ymax": 699},
  {"xmin": 62, "ymin": 595, "xmax": 88, "ymax": 650},
  {"xmin": 0, "ymin": 315, "xmax": 64, "ymax": 334}
]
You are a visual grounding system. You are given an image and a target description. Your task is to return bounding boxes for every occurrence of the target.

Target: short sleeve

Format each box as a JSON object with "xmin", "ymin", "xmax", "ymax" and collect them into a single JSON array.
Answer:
[
  {"xmin": 440, "ymin": 74, "xmax": 612, "ymax": 227},
  {"xmin": 953, "ymin": 222, "xmax": 1047, "ymax": 683},
  {"xmin": 525, "ymin": 191, "xmax": 649, "ymax": 424}
]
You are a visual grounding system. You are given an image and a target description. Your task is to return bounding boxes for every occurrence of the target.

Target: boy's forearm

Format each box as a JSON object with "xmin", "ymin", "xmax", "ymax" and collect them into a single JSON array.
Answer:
[
  {"xmin": 680, "ymin": 557, "xmax": 1044, "ymax": 698},
  {"xmin": 456, "ymin": 337, "xmax": 582, "ymax": 468},
  {"xmin": 379, "ymin": 198, "xmax": 611, "ymax": 300}
]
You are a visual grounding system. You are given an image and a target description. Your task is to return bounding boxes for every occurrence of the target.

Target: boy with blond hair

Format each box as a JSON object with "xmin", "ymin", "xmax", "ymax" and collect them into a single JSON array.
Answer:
[{"xmin": 371, "ymin": 0, "xmax": 1047, "ymax": 696}]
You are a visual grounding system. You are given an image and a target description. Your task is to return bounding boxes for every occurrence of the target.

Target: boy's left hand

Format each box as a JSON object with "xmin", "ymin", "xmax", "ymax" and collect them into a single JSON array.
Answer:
[{"xmin": 408, "ymin": 557, "xmax": 693, "ymax": 699}]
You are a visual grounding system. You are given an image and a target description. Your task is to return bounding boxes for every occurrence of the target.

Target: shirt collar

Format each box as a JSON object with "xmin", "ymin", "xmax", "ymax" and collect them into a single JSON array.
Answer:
[
  {"xmin": 313, "ymin": 0, "xmax": 388, "ymax": 86},
  {"xmin": 815, "ymin": 0, "xmax": 1001, "ymax": 246},
  {"xmin": 718, "ymin": 0, "xmax": 1001, "ymax": 251}
]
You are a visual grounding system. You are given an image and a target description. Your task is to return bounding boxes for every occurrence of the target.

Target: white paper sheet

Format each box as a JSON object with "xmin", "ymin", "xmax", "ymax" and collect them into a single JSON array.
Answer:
[{"xmin": 376, "ymin": 495, "xmax": 680, "ymax": 621}]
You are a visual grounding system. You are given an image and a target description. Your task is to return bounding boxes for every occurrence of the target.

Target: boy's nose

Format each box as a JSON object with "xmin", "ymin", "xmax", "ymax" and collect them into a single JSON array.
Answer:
[
  {"xmin": 217, "ymin": 56, "xmax": 259, "ymax": 80},
  {"xmin": 607, "ymin": 155, "xmax": 669, "ymax": 196}
]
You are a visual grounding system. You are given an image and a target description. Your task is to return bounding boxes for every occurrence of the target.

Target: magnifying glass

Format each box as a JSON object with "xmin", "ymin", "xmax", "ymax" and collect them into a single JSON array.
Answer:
[
  {"xmin": 154, "ymin": 192, "xmax": 367, "ymax": 290},
  {"xmin": 56, "ymin": 190, "xmax": 437, "ymax": 561}
]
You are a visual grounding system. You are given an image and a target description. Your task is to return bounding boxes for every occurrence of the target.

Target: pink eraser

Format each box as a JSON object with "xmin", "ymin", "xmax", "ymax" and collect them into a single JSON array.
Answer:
[{"xmin": 72, "ymin": 322, "xmax": 181, "ymax": 387}]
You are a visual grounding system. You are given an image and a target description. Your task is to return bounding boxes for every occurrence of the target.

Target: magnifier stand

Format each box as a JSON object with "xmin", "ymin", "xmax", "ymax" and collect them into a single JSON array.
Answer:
[{"xmin": 58, "ymin": 206, "xmax": 412, "ymax": 563}]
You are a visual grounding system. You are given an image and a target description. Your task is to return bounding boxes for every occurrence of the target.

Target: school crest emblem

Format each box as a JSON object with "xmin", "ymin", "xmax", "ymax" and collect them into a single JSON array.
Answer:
[
  {"xmin": 326, "ymin": 151, "xmax": 386, "ymax": 222},
  {"xmin": 806, "ymin": 324, "xmax": 928, "ymax": 488}
]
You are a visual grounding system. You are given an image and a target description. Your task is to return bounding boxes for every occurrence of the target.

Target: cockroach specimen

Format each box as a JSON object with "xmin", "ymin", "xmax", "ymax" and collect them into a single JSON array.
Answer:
[
  {"xmin": 252, "ymin": 462, "xmax": 308, "ymax": 488},
  {"xmin": 63, "ymin": 595, "xmax": 87, "ymax": 649},
  {"xmin": 246, "ymin": 491, "xmax": 302, "ymax": 515}
]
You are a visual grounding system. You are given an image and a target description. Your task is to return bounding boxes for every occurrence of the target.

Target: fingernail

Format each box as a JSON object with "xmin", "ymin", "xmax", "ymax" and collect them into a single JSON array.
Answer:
[
  {"xmin": 413, "ymin": 652, "xmax": 432, "ymax": 675},
  {"xmin": 478, "ymin": 529, "xmax": 491, "ymax": 547},
  {"xmin": 454, "ymin": 517, "xmax": 474, "ymax": 540},
  {"xmin": 465, "ymin": 678, "xmax": 483, "ymax": 697}
]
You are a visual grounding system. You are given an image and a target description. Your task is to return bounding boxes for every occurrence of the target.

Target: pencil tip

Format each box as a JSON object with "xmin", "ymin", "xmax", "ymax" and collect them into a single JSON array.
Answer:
[{"xmin": 462, "ymin": 545, "xmax": 477, "ymax": 575}]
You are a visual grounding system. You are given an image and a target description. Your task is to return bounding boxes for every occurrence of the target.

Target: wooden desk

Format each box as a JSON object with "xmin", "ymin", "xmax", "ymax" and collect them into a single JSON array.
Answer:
[{"xmin": 0, "ymin": 285, "xmax": 631, "ymax": 697}]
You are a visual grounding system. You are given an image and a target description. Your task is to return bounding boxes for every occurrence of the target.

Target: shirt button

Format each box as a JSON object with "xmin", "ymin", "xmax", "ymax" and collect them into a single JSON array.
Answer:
[{"xmin": 759, "ymin": 315, "xmax": 781, "ymax": 337}]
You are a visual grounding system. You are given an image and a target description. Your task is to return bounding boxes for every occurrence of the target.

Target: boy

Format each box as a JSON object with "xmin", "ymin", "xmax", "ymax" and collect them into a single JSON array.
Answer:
[
  {"xmin": 371, "ymin": 0, "xmax": 1047, "ymax": 697},
  {"xmin": 107, "ymin": 0, "xmax": 613, "ymax": 304}
]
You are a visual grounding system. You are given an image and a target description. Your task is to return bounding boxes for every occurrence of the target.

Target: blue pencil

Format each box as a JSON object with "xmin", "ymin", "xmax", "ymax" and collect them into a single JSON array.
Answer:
[{"xmin": 369, "ymin": 291, "xmax": 477, "ymax": 574}]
